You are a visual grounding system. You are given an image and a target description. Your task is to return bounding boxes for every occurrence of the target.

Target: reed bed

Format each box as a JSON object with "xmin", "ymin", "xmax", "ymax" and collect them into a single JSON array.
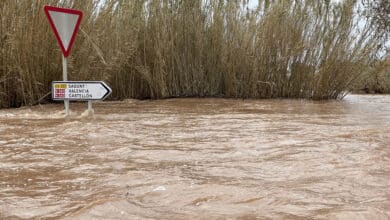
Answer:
[
  {"xmin": 359, "ymin": 54, "xmax": 390, "ymax": 93},
  {"xmin": 0, "ymin": 0, "xmax": 384, "ymax": 108}
]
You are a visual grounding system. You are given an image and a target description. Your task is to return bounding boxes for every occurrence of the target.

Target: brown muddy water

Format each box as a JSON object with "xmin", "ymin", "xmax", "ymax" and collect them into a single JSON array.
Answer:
[{"xmin": 0, "ymin": 95, "xmax": 389, "ymax": 219}]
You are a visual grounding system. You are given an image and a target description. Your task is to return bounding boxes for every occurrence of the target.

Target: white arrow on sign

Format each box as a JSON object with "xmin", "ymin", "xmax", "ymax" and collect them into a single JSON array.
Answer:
[{"xmin": 52, "ymin": 81, "xmax": 112, "ymax": 101}]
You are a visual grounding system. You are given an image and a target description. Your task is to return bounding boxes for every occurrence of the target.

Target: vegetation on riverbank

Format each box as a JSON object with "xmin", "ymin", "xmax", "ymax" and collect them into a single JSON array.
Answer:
[
  {"xmin": 357, "ymin": 55, "xmax": 390, "ymax": 94},
  {"xmin": 0, "ymin": 0, "xmax": 386, "ymax": 108}
]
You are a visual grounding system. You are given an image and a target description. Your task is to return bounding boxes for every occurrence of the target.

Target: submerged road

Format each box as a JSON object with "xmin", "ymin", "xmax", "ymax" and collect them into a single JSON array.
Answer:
[{"xmin": 0, "ymin": 95, "xmax": 389, "ymax": 219}]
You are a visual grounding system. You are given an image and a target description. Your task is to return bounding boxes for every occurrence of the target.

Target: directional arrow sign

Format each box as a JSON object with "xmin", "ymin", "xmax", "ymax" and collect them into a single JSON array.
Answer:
[
  {"xmin": 52, "ymin": 81, "xmax": 112, "ymax": 101},
  {"xmin": 44, "ymin": 6, "xmax": 83, "ymax": 57}
]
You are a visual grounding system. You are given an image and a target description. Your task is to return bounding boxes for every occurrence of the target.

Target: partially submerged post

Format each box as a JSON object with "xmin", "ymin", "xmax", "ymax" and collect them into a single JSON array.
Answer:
[{"xmin": 88, "ymin": 100, "xmax": 93, "ymax": 114}]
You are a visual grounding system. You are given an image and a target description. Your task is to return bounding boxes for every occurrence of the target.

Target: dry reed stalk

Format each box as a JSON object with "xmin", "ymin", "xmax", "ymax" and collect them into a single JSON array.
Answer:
[{"xmin": 0, "ymin": 0, "xmax": 385, "ymax": 108}]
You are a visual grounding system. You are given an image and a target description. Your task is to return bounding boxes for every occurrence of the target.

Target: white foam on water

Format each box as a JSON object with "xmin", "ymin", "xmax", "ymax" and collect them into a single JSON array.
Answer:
[
  {"xmin": 0, "ymin": 110, "xmax": 69, "ymax": 120},
  {"xmin": 153, "ymin": 186, "xmax": 167, "ymax": 192},
  {"xmin": 78, "ymin": 109, "xmax": 95, "ymax": 119}
]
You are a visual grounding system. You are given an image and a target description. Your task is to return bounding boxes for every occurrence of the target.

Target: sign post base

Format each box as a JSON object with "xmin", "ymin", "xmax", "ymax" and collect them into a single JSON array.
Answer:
[
  {"xmin": 88, "ymin": 101, "xmax": 94, "ymax": 115},
  {"xmin": 64, "ymin": 100, "xmax": 70, "ymax": 115}
]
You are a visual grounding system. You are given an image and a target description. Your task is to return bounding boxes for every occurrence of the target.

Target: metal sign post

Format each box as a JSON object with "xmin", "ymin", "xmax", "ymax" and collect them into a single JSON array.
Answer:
[
  {"xmin": 88, "ymin": 100, "xmax": 93, "ymax": 114},
  {"xmin": 62, "ymin": 55, "xmax": 69, "ymax": 115}
]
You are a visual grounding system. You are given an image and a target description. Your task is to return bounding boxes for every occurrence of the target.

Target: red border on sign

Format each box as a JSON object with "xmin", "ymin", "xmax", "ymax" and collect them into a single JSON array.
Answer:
[{"xmin": 44, "ymin": 6, "xmax": 83, "ymax": 57}]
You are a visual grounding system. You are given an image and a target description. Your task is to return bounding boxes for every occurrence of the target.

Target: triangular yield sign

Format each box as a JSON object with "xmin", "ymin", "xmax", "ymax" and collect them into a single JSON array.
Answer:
[{"xmin": 44, "ymin": 6, "xmax": 83, "ymax": 57}]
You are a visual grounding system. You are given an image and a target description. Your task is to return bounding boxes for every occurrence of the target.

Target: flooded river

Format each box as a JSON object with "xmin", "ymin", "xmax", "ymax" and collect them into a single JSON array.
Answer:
[{"xmin": 0, "ymin": 95, "xmax": 389, "ymax": 219}]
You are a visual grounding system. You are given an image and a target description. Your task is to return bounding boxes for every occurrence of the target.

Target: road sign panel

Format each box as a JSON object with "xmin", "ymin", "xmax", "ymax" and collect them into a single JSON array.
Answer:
[
  {"xmin": 52, "ymin": 81, "xmax": 112, "ymax": 101},
  {"xmin": 44, "ymin": 6, "xmax": 83, "ymax": 57}
]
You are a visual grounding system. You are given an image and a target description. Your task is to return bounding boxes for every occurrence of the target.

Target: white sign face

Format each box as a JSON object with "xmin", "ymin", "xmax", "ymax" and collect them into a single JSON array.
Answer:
[
  {"xmin": 52, "ymin": 81, "xmax": 112, "ymax": 101},
  {"xmin": 48, "ymin": 11, "xmax": 79, "ymax": 50}
]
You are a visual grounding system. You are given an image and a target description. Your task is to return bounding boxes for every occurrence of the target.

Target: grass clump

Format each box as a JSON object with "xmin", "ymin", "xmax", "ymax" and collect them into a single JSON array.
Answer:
[{"xmin": 0, "ymin": 0, "xmax": 385, "ymax": 108}]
